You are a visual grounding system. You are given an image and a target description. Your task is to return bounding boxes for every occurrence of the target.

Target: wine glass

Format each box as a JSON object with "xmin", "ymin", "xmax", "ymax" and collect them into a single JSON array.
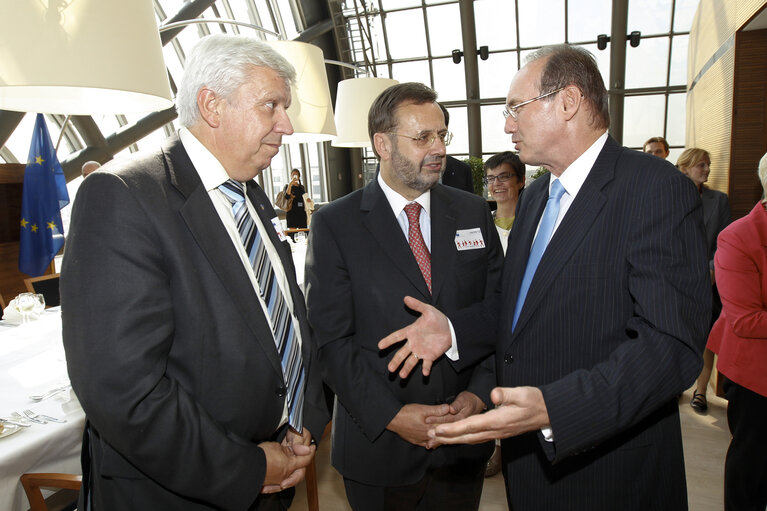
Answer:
[
  {"xmin": 14, "ymin": 293, "xmax": 37, "ymax": 323},
  {"xmin": 32, "ymin": 293, "xmax": 46, "ymax": 313}
]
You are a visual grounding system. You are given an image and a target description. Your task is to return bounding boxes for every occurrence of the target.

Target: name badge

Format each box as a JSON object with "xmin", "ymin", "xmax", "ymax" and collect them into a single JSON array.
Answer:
[
  {"xmin": 271, "ymin": 217, "xmax": 288, "ymax": 242},
  {"xmin": 455, "ymin": 228, "xmax": 485, "ymax": 251}
]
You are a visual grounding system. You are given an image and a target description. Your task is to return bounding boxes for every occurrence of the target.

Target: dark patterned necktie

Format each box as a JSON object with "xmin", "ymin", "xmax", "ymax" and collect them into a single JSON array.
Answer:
[
  {"xmin": 219, "ymin": 179, "xmax": 304, "ymax": 430},
  {"xmin": 404, "ymin": 202, "xmax": 431, "ymax": 293}
]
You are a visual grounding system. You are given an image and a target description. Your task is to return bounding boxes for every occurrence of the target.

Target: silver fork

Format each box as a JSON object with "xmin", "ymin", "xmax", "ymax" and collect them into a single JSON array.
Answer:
[
  {"xmin": 24, "ymin": 409, "xmax": 66, "ymax": 423},
  {"xmin": 20, "ymin": 410, "xmax": 46, "ymax": 424}
]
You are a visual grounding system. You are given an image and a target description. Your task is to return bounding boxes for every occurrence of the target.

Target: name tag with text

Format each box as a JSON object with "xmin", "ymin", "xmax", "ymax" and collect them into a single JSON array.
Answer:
[{"xmin": 455, "ymin": 228, "xmax": 485, "ymax": 251}]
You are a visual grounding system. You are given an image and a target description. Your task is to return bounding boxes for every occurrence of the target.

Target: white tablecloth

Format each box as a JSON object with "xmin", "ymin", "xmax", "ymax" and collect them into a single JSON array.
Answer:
[{"xmin": 0, "ymin": 309, "xmax": 85, "ymax": 511}]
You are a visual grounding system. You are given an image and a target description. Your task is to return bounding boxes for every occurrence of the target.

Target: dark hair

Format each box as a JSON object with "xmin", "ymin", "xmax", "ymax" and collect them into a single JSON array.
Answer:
[
  {"xmin": 643, "ymin": 136, "xmax": 669, "ymax": 152},
  {"xmin": 438, "ymin": 102, "xmax": 450, "ymax": 127},
  {"xmin": 368, "ymin": 82, "xmax": 439, "ymax": 159},
  {"xmin": 485, "ymin": 151, "xmax": 525, "ymax": 181},
  {"xmin": 525, "ymin": 45, "xmax": 610, "ymax": 130}
]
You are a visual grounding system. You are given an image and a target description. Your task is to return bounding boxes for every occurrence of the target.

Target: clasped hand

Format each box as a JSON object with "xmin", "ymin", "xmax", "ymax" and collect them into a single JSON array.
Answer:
[{"xmin": 260, "ymin": 426, "xmax": 315, "ymax": 494}]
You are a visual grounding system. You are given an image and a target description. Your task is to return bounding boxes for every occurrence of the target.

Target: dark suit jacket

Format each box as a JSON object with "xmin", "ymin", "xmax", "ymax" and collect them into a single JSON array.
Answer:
[
  {"xmin": 700, "ymin": 185, "xmax": 730, "ymax": 270},
  {"xmin": 61, "ymin": 135, "xmax": 328, "ymax": 510},
  {"xmin": 441, "ymin": 155, "xmax": 474, "ymax": 194},
  {"xmin": 304, "ymin": 180, "xmax": 502, "ymax": 486},
  {"xmin": 452, "ymin": 136, "xmax": 711, "ymax": 510}
]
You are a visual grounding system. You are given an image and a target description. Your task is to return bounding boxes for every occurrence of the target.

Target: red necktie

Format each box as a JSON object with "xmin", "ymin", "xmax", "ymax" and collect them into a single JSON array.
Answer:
[{"xmin": 404, "ymin": 202, "xmax": 431, "ymax": 293}]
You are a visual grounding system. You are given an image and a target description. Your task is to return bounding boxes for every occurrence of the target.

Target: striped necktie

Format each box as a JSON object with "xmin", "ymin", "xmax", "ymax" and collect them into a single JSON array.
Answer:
[{"xmin": 219, "ymin": 179, "xmax": 305, "ymax": 430}]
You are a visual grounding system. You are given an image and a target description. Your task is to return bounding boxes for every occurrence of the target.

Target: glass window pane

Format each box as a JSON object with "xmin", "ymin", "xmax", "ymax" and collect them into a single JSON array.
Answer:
[
  {"xmin": 270, "ymin": 146, "xmax": 289, "ymax": 199},
  {"xmin": 625, "ymin": 37, "xmax": 669, "ymax": 89},
  {"xmin": 666, "ymin": 92, "xmax": 685, "ymax": 147},
  {"xmin": 622, "ymin": 94, "xmax": 666, "ymax": 148},
  {"xmin": 390, "ymin": 60, "xmax": 431, "ymax": 87},
  {"xmin": 426, "ymin": 4, "xmax": 462, "ymax": 57},
  {"xmin": 669, "ymin": 35, "xmax": 688, "ymax": 86},
  {"xmin": 627, "ymin": 0, "xmax": 672, "ymax": 35},
  {"xmin": 383, "ymin": 9, "xmax": 427, "ymax": 60},
  {"xmin": 382, "ymin": 0, "xmax": 422, "ymax": 9},
  {"xmin": 375, "ymin": 64, "xmax": 393, "ymax": 79},
  {"xmin": 568, "ymin": 0, "xmax": 611, "ymax": 43},
  {"xmin": 480, "ymin": 104, "xmax": 512, "ymax": 154},
  {"xmin": 432, "ymin": 57, "xmax": 465, "ymax": 102},
  {"xmin": 3, "ymin": 113, "xmax": 36, "ymax": 163},
  {"xmin": 518, "ymin": 0, "xmax": 565, "ymax": 48},
  {"xmin": 276, "ymin": 0, "xmax": 300, "ymax": 39},
  {"xmin": 479, "ymin": 51, "xmax": 518, "ymax": 99},
  {"xmin": 673, "ymin": 0, "xmax": 699, "ymax": 32},
  {"xmin": 581, "ymin": 43, "xmax": 611, "ymax": 88},
  {"xmin": 445, "ymin": 106, "xmax": 469, "ymax": 155},
  {"xmin": 474, "ymin": 0, "xmax": 518, "ymax": 51},
  {"xmin": 254, "ymin": 0, "xmax": 278, "ymax": 34}
]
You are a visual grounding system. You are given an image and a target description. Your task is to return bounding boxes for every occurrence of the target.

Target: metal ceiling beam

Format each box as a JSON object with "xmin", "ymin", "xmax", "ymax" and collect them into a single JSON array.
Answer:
[{"xmin": 608, "ymin": 0, "xmax": 629, "ymax": 143}]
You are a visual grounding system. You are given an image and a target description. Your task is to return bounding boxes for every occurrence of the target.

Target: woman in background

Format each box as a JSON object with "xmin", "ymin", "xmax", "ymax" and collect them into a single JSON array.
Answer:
[
  {"xmin": 484, "ymin": 151, "xmax": 525, "ymax": 254},
  {"xmin": 285, "ymin": 168, "xmax": 307, "ymax": 229},
  {"xmin": 677, "ymin": 148, "xmax": 731, "ymax": 413},
  {"xmin": 706, "ymin": 152, "xmax": 767, "ymax": 510}
]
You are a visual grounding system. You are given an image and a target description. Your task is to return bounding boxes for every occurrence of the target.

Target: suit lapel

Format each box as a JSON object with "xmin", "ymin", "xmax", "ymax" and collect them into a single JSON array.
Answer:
[
  {"xmin": 164, "ymin": 137, "xmax": 283, "ymax": 376},
  {"xmin": 511, "ymin": 138, "xmax": 616, "ymax": 338},
  {"xmin": 430, "ymin": 185, "xmax": 457, "ymax": 302},
  {"xmin": 361, "ymin": 180, "xmax": 432, "ymax": 300}
]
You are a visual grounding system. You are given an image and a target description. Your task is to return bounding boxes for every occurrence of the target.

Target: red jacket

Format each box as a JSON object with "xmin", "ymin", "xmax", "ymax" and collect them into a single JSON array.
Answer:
[{"xmin": 707, "ymin": 202, "xmax": 767, "ymax": 397}]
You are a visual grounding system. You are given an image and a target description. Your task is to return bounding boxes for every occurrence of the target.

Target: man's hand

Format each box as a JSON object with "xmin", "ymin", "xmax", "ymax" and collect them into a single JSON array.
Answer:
[
  {"xmin": 260, "ymin": 427, "xmax": 315, "ymax": 494},
  {"xmin": 425, "ymin": 391, "xmax": 486, "ymax": 425},
  {"xmin": 378, "ymin": 296, "xmax": 452, "ymax": 378},
  {"xmin": 387, "ymin": 403, "xmax": 450, "ymax": 449},
  {"xmin": 428, "ymin": 387, "xmax": 550, "ymax": 445}
]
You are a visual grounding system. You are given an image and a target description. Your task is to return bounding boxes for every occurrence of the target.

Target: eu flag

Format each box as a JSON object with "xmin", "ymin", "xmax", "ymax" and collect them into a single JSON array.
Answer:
[{"xmin": 19, "ymin": 114, "xmax": 70, "ymax": 277}]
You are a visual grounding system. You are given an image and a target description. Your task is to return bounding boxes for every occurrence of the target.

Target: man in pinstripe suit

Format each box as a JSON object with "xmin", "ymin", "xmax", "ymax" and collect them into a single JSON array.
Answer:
[{"xmin": 380, "ymin": 45, "xmax": 710, "ymax": 510}]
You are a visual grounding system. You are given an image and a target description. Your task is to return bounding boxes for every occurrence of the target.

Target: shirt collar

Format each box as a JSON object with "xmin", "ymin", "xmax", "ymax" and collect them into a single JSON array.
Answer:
[
  {"xmin": 552, "ymin": 131, "xmax": 608, "ymax": 197},
  {"xmin": 377, "ymin": 171, "xmax": 431, "ymax": 217},
  {"xmin": 178, "ymin": 127, "xmax": 232, "ymax": 191}
]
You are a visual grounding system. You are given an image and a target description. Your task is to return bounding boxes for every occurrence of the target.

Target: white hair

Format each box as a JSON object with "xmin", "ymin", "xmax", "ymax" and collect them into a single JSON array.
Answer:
[
  {"xmin": 759, "ymin": 152, "xmax": 767, "ymax": 195},
  {"xmin": 175, "ymin": 34, "xmax": 296, "ymax": 128}
]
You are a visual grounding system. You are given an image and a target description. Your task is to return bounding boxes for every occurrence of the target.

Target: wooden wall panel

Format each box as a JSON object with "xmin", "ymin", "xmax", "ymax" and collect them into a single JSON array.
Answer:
[{"xmin": 730, "ymin": 28, "xmax": 767, "ymax": 219}]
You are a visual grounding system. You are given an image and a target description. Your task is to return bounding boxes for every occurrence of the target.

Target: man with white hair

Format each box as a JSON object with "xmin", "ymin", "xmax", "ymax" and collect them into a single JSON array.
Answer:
[{"xmin": 62, "ymin": 34, "xmax": 328, "ymax": 510}]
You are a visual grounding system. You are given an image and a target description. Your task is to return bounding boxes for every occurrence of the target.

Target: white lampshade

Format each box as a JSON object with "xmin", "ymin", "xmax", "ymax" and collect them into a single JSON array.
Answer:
[
  {"xmin": 331, "ymin": 77, "xmax": 399, "ymax": 148},
  {"xmin": 266, "ymin": 41, "xmax": 337, "ymax": 144},
  {"xmin": 0, "ymin": 0, "xmax": 173, "ymax": 115}
]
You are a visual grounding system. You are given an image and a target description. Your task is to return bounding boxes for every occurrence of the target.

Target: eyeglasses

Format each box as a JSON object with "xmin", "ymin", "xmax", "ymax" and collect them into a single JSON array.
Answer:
[
  {"xmin": 502, "ymin": 87, "xmax": 566, "ymax": 120},
  {"xmin": 388, "ymin": 130, "xmax": 453, "ymax": 147},
  {"xmin": 483, "ymin": 172, "xmax": 516, "ymax": 185}
]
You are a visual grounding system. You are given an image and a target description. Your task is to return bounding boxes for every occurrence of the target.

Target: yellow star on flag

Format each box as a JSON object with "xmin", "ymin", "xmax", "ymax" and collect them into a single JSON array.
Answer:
[
  {"xmin": 35, "ymin": 155, "xmax": 44, "ymax": 165},
  {"xmin": 31, "ymin": 224, "xmax": 39, "ymax": 232},
  {"xmin": 20, "ymin": 218, "xmax": 29, "ymax": 228},
  {"xmin": 47, "ymin": 221, "xmax": 57, "ymax": 230}
]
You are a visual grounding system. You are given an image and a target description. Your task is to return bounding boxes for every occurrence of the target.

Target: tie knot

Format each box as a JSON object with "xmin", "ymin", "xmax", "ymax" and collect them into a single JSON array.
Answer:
[
  {"xmin": 219, "ymin": 179, "xmax": 246, "ymax": 204},
  {"xmin": 404, "ymin": 202, "xmax": 421, "ymax": 222},
  {"xmin": 549, "ymin": 179, "xmax": 566, "ymax": 201}
]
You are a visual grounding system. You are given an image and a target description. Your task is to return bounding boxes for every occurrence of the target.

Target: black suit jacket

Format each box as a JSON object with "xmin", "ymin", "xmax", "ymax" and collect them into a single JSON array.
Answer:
[
  {"xmin": 304, "ymin": 180, "xmax": 502, "ymax": 486},
  {"xmin": 441, "ymin": 155, "xmax": 474, "ymax": 194},
  {"xmin": 61, "ymin": 135, "xmax": 328, "ymax": 510},
  {"xmin": 452, "ymin": 136, "xmax": 711, "ymax": 510}
]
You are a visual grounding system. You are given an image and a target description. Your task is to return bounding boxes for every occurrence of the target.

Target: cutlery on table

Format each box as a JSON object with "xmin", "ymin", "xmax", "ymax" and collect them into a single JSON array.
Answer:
[
  {"xmin": 0, "ymin": 417, "xmax": 31, "ymax": 427},
  {"xmin": 28, "ymin": 384, "xmax": 71, "ymax": 402},
  {"xmin": 24, "ymin": 409, "xmax": 66, "ymax": 423}
]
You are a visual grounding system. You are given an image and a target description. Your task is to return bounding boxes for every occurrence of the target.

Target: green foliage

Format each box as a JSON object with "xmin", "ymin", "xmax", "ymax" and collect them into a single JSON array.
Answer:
[
  {"xmin": 463, "ymin": 156, "xmax": 486, "ymax": 196},
  {"xmin": 530, "ymin": 167, "xmax": 550, "ymax": 180}
]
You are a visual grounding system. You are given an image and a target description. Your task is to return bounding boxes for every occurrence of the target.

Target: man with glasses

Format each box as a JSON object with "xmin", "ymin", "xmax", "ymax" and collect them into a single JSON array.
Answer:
[
  {"xmin": 305, "ymin": 82, "xmax": 503, "ymax": 510},
  {"xmin": 380, "ymin": 46, "xmax": 709, "ymax": 510}
]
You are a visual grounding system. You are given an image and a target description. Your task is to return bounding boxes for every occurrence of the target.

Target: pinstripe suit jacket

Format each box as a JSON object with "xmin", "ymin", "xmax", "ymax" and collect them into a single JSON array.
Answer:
[{"xmin": 453, "ymin": 136, "xmax": 711, "ymax": 510}]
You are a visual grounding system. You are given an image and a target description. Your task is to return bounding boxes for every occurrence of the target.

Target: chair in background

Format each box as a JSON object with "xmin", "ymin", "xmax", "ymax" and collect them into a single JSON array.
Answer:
[
  {"xmin": 20, "ymin": 473, "xmax": 81, "ymax": 511},
  {"xmin": 24, "ymin": 273, "xmax": 60, "ymax": 308},
  {"xmin": 0, "ymin": 291, "xmax": 5, "ymax": 309}
]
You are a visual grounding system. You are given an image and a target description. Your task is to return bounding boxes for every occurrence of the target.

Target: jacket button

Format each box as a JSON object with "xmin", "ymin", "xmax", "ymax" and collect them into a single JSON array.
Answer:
[
  {"xmin": 276, "ymin": 386, "xmax": 287, "ymax": 397},
  {"xmin": 504, "ymin": 354, "xmax": 514, "ymax": 364}
]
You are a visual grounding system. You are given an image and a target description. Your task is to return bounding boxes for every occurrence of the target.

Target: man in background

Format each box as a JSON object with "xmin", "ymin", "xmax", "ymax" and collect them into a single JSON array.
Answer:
[
  {"xmin": 305, "ymin": 82, "xmax": 502, "ymax": 510},
  {"xmin": 62, "ymin": 34, "xmax": 328, "ymax": 510},
  {"xmin": 643, "ymin": 135, "xmax": 670, "ymax": 159},
  {"xmin": 438, "ymin": 103, "xmax": 475, "ymax": 194}
]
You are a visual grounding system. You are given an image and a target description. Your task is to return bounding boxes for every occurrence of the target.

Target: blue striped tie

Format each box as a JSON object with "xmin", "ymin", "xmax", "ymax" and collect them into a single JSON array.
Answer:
[
  {"xmin": 512, "ymin": 179, "xmax": 566, "ymax": 332},
  {"xmin": 219, "ymin": 179, "xmax": 305, "ymax": 430}
]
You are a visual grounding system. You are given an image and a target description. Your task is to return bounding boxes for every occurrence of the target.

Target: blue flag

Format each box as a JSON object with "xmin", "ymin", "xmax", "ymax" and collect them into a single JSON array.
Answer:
[{"xmin": 19, "ymin": 114, "xmax": 70, "ymax": 277}]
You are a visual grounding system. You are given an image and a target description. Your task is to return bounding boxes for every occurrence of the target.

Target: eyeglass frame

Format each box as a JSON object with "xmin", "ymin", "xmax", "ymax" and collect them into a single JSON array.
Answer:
[
  {"xmin": 502, "ymin": 87, "xmax": 566, "ymax": 120},
  {"xmin": 483, "ymin": 172, "xmax": 518, "ymax": 185},
  {"xmin": 387, "ymin": 130, "xmax": 453, "ymax": 147}
]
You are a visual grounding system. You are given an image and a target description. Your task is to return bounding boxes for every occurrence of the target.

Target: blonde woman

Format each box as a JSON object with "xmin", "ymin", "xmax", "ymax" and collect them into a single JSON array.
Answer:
[{"xmin": 677, "ymin": 148, "xmax": 731, "ymax": 412}]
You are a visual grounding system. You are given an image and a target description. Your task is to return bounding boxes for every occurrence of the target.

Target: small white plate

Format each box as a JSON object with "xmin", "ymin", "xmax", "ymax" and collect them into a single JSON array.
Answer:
[{"xmin": 0, "ymin": 422, "xmax": 23, "ymax": 439}]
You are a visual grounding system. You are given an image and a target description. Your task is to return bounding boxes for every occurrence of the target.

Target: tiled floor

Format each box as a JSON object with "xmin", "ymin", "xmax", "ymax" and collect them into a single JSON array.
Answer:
[{"xmin": 291, "ymin": 386, "xmax": 731, "ymax": 510}]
